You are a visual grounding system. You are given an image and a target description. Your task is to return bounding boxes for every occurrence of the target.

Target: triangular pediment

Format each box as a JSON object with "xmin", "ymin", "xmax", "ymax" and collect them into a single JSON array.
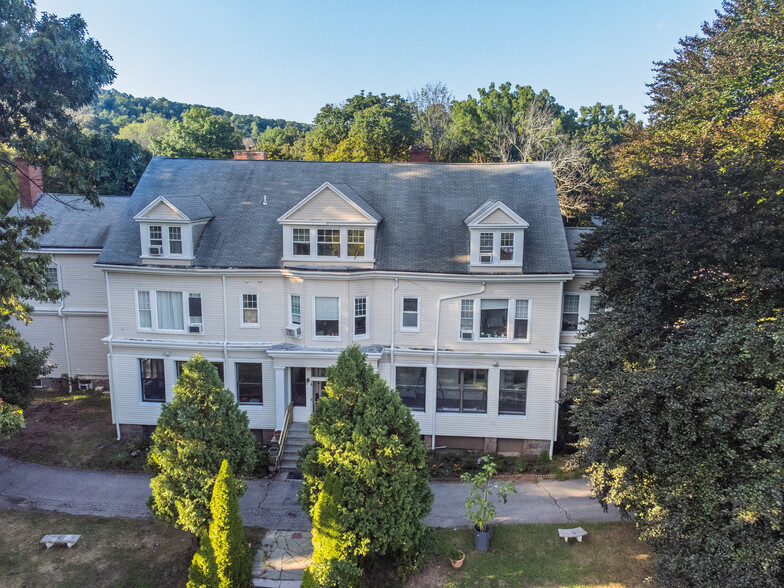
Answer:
[
  {"xmin": 134, "ymin": 196, "xmax": 188, "ymax": 221},
  {"xmin": 278, "ymin": 182, "xmax": 381, "ymax": 225},
  {"xmin": 465, "ymin": 200, "xmax": 528, "ymax": 228}
]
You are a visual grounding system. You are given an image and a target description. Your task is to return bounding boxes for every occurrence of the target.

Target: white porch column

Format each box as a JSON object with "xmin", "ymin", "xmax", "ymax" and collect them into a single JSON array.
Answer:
[{"xmin": 274, "ymin": 366, "xmax": 286, "ymax": 430}]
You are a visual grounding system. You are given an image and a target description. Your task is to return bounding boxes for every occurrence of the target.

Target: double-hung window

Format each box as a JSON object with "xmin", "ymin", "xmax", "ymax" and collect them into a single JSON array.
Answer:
[
  {"xmin": 137, "ymin": 290, "xmax": 201, "ymax": 332},
  {"xmin": 562, "ymin": 294, "xmax": 580, "ymax": 332},
  {"xmin": 500, "ymin": 232, "xmax": 514, "ymax": 261},
  {"xmin": 479, "ymin": 233, "xmax": 494, "ymax": 263},
  {"xmin": 293, "ymin": 229, "xmax": 311, "ymax": 256},
  {"xmin": 396, "ymin": 366, "xmax": 426, "ymax": 412},
  {"xmin": 347, "ymin": 230, "xmax": 365, "ymax": 257},
  {"xmin": 402, "ymin": 298, "xmax": 419, "ymax": 330},
  {"xmin": 138, "ymin": 291, "xmax": 153, "ymax": 329},
  {"xmin": 317, "ymin": 229, "xmax": 340, "ymax": 257},
  {"xmin": 354, "ymin": 297, "xmax": 367, "ymax": 337},
  {"xmin": 46, "ymin": 266, "xmax": 59, "ymax": 289},
  {"xmin": 290, "ymin": 295, "xmax": 301, "ymax": 325},
  {"xmin": 149, "ymin": 225, "xmax": 163, "ymax": 251},
  {"xmin": 315, "ymin": 297, "xmax": 340, "ymax": 337},
  {"xmin": 499, "ymin": 370, "xmax": 527, "ymax": 415},
  {"xmin": 589, "ymin": 295, "xmax": 600, "ymax": 321},
  {"xmin": 514, "ymin": 300, "xmax": 529, "ymax": 339},
  {"xmin": 188, "ymin": 293, "xmax": 203, "ymax": 332},
  {"xmin": 242, "ymin": 294, "xmax": 259, "ymax": 326},
  {"xmin": 140, "ymin": 358, "xmax": 165, "ymax": 402},
  {"xmin": 236, "ymin": 362, "xmax": 263, "ymax": 404},
  {"xmin": 436, "ymin": 368, "xmax": 488, "ymax": 413},
  {"xmin": 168, "ymin": 226, "xmax": 182, "ymax": 254},
  {"xmin": 460, "ymin": 300, "xmax": 474, "ymax": 339},
  {"xmin": 480, "ymin": 299, "xmax": 508, "ymax": 339}
]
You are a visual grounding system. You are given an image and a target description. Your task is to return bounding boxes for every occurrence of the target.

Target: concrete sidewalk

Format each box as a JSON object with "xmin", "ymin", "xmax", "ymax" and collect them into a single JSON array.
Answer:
[{"xmin": 0, "ymin": 456, "xmax": 619, "ymax": 530}]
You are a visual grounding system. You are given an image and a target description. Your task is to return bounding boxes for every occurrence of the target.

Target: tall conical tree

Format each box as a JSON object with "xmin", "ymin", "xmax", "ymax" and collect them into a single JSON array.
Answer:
[
  {"xmin": 187, "ymin": 533, "xmax": 219, "ymax": 588},
  {"xmin": 148, "ymin": 354, "xmax": 256, "ymax": 535},
  {"xmin": 209, "ymin": 460, "xmax": 252, "ymax": 588}
]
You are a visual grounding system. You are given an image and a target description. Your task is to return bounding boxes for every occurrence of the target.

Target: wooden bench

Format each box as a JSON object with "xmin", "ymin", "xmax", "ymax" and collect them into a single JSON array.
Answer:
[
  {"xmin": 40, "ymin": 534, "xmax": 81, "ymax": 549},
  {"xmin": 558, "ymin": 527, "xmax": 588, "ymax": 543}
]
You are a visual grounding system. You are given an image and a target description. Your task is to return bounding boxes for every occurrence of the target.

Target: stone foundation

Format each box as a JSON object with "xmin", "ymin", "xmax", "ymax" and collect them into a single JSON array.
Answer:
[
  {"xmin": 423, "ymin": 434, "xmax": 551, "ymax": 456},
  {"xmin": 119, "ymin": 424, "xmax": 155, "ymax": 439}
]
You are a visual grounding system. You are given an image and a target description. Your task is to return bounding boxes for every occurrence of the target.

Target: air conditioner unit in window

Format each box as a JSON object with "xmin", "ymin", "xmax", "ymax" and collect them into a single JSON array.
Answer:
[
  {"xmin": 189, "ymin": 324, "xmax": 203, "ymax": 334},
  {"xmin": 149, "ymin": 246, "xmax": 163, "ymax": 256},
  {"xmin": 480, "ymin": 253, "xmax": 493, "ymax": 264},
  {"xmin": 460, "ymin": 329, "xmax": 473, "ymax": 340},
  {"xmin": 285, "ymin": 324, "xmax": 302, "ymax": 338}
]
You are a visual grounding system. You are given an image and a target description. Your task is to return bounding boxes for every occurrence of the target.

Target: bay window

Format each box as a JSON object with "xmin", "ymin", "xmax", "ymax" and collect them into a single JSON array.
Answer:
[
  {"xmin": 480, "ymin": 299, "xmax": 508, "ymax": 338},
  {"xmin": 156, "ymin": 291, "xmax": 184, "ymax": 331},
  {"xmin": 315, "ymin": 297, "xmax": 340, "ymax": 337}
]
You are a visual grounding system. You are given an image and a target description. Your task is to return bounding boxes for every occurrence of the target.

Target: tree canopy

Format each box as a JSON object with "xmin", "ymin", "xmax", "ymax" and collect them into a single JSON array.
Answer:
[
  {"xmin": 150, "ymin": 106, "xmax": 244, "ymax": 159},
  {"xmin": 566, "ymin": 1, "xmax": 784, "ymax": 586}
]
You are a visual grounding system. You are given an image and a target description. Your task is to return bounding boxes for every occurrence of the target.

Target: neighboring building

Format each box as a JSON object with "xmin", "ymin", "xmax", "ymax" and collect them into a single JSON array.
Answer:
[
  {"xmin": 11, "ymin": 154, "xmax": 601, "ymax": 455},
  {"xmin": 6, "ymin": 170, "xmax": 128, "ymax": 390}
]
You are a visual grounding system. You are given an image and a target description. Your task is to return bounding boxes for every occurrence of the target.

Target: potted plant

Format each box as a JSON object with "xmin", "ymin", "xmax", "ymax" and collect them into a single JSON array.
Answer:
[
  {"xmin": 448, "ymin": 542, "xmax": 465, "ymax": 569},
  {"xmin": 461, "ymin": 455, "xmax": 517, "ymax": 551}
]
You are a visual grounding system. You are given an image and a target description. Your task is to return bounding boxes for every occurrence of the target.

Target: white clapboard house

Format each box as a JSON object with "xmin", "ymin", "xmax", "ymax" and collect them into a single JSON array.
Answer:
[{"xmin": 9, "ymin": 152, "xmax": 600, "ymax": 455}]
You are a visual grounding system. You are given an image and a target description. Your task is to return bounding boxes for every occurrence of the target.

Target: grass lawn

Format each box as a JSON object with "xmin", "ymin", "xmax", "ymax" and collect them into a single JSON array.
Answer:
[
  {"xmin": 0, "ymin": 508, "xmax": 268, "ymax": 588},
  {"xmin": 406, "ymin": 522, "xmax": 652, "ymax": 588},
  {"xmin": 0, "ymin": 389, "xmax": 149, "ymax": 472}
]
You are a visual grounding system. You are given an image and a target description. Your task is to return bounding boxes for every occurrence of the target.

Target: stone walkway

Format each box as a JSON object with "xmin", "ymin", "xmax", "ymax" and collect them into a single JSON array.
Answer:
[{"xmin": 252, "ymin": 530, "xmax": 313, "ymax": 588}]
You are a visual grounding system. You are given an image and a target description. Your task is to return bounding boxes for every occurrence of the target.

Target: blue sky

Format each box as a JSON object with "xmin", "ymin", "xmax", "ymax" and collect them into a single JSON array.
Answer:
[{"xmin": 37, "ymin": 0, "xmax": 721, "ymax": 124}]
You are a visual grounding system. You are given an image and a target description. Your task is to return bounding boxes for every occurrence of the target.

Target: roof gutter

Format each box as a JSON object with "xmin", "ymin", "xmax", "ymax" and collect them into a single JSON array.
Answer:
[{"xmin": 432, "ymin": 281, "xmax": 486, "ymax": 450}]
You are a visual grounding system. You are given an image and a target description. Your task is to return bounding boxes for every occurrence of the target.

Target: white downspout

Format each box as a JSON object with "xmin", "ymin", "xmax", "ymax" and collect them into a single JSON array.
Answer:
[
  {"xmin": 431, "ymin": 281, "xmax": 486, "ymax": 450},
  {"xmin": 52, "ymin": 258, "xmax": 72, "ymax": 393},
  {"xmin": 105, "ymin": 271, "xmax": 121, "ymax": 441},
  {"xmin": 221, "ymin": 275, "xmax": 229, "ymax": 366},
  {"xmin": 390, "ymin": 278, "xmax": 399, "ymax": 381},
  {"xmin": 550, "ymin": 280, "xmax": 565, "ymax": 458}
]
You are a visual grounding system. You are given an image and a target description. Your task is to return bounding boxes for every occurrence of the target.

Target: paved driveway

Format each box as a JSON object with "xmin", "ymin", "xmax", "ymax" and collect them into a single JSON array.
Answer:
[{"xmin": 0, "ymin": 456, "xmax": 619, "ymax": 530}]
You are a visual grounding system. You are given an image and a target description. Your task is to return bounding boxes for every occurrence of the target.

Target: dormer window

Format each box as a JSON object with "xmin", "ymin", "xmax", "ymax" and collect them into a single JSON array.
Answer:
[
  {"xmin": 134, "ymin": 195, "xmax": 213, "ymax": 265},
  {"xmin": 278, "ymin": 182, "xmax": 381, "ymax": 267},
  {"xmin": 465, "ymin": 200, "xmax": 528, "ymax": 272}
]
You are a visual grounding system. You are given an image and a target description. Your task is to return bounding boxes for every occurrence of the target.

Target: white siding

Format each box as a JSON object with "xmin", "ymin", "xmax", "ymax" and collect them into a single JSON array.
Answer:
[{"xmin": 289, "ymin": 188, "xmax": 369, "ymax": 222}]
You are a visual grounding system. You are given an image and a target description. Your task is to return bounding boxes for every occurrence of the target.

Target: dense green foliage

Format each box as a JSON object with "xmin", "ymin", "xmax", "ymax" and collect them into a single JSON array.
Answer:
[
  {"xmin": 148, "ymin": 355, "xmax": 256, "ymax": 536},
  {"xmin": 0, "ymin": 339, "xmax": 51, "ymax": 408},
  {"xmin": 187, "ymin": 533, "xmax": 219, "ymax": 588},
  {"xmin": 566, "ymin": 2, "xmax": 784, "ymax": 586},
  {"xmin": 150, "ymin": 106, "xmax": 244, "ymax": 159},
  {"xmin": 208, "ymin": 460, "xmax": 251, "ymax": 588},
  {"xmin": 0, "ymin": 398, "xmax": 25, "ymax": 439},
  {"xmin": 298, "ymin": 346, "xmax": 433, "ymax": 583}
]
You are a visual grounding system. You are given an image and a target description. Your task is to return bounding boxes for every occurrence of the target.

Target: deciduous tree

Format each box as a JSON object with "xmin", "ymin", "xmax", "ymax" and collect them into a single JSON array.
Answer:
[
  {"xmin": 150, "ymin": 107, "xmax": 243, "ymax": 159},
  {"xmin": 148, "ymin": 355, "xmax": 256, "ymax": 536},
  {"xmin": 566, "ymin": 2, "xmax": 784, "ymax": 586}
]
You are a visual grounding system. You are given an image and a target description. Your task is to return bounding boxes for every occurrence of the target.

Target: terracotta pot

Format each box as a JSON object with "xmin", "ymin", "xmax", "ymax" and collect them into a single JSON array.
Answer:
[{"xmin": 449, "ymin": 550, "xmax": 465, "ymax": 569}]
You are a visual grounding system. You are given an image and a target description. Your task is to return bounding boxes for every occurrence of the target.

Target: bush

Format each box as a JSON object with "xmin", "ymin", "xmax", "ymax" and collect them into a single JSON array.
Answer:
[
  {"xmin": 253, "ymin": 444, "xmax": 271, "ymax": 476},
  {"xmin": 302, "ymin": 558, "xmax": 363, "ymax": 588},
  {"xmin": 0, "ymin": 340, "xmax": 51, "ymax": 408},
  {"xmin": 0, "ymin": 398, "xmax": 25, "ymax": 439},
  {"xmin": 298, "ymin": 346, "xmax": 433, "ymax": 578},
  {"xmin": 148, "ymin": 355, "xmax": 256, "ymax": 535}
]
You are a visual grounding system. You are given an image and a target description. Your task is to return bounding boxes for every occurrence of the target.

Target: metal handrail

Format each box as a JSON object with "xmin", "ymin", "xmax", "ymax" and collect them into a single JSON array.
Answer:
[{"xmin": 274, "ymin": 402, "xmax": 295, "ymax": 472}]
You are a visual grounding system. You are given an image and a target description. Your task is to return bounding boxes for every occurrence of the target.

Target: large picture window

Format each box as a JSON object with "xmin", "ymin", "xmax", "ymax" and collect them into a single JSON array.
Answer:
[
  {"xmin": 236, "ymin": 362, "xmax": 263, "ymax": 404},
  {"xmin": 396, "ymin": 366, "xmax": 426, "ymax": 412},
  {"xmin": 480, "ymin": 299, "xmax": 508, "ymax": 339},
  {"xmin": 436, "ymin": 368, "xmax": 488, "ymax": 413},
  {"xmin": 140, "ymin": 358, "xmax": 165, "ymax": 402},
  {"xmin": 499, "ymin": 370, "xmax": 527, "ymax": 415},
  {"xmin": 315, "ymin": 297, "xmax": 340, "ymax": 337},
  {"xmin": 156, "ymin": 291, "xmax": 184, "ymax": 330}
]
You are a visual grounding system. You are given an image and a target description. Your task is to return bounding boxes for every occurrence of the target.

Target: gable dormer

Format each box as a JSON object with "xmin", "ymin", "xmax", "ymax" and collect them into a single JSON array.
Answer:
[
  {"xmin": 134, "ymin": 195, "xmax": 213, "ymax": 265},
  {"xmin": 278, "ymin": 182, "xmax": 381, "ymax": 268},
  {"xmin": 464, "ymin": 200, "xmax": 528, "ymax": 272}
]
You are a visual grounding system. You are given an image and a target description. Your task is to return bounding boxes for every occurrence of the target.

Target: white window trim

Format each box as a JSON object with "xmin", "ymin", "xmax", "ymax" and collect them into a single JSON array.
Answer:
[
  {"xmin": 400, "ymin": 296, "xmax": 421, "ymax": 333},
  {"xmin": 134, "ymin": 289, "xmax": 196, "ymax": 334},
  {"xmin": 460, "ymin": 297, "xmax": 532, "ymax": 343},
  {"xmin": 289, "ymin": 293, "xmax": 302, "ymax": 326},
  {"xmin": 188, "ymin": 292, "xmax": 204, "ymax": 335},
  {"xmin": 353, "ymin": 296, "xmax": 369, "ymax": 340},
  {"xmin": 234, "ymin": 361, "xmax": 264, "ymax": 406},
  {"xmin": 313, "ymin": 295, "xmax": 341, "ymax": 340},
  {"xmin": 240, "ymin": 292, "xmax": 261, "ymax": 328},
  {"xmin": 469, "ymin": 228, "xmax": 523, "ymax": 267},
  {"xmin": 497, "ymin": 369, "xmax": 528, "ymax": 418},
  {"xmin": 139, "ymin": 220, "xmax": 194, "ymax": 260},
  {"xmin": 283, "ymin": 225, "xmax": 376, "ymax": 262}
]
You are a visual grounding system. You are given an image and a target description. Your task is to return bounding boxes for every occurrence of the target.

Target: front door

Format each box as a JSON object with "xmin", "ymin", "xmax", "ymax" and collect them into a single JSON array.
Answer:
[{"xmin": 291, "ymin": 367, "xmax": 327, "ymax": 423}]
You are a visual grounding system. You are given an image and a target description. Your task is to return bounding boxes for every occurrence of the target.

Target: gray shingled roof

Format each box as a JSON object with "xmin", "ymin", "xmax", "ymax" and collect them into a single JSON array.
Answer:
[
  {"xmin": 7, "ymin": 194, "xmax": 129, "ymax": 249},
  {"xmin": 328, "ymin": 183, "xmax": 382, "ymax": 222},
  {"xmin": 565, "ymin": 227, "xmax": 603, "ymax": 271},
  {"xmin": 98, "ymin": 158, "xmax": 572, "ymax": 274}
]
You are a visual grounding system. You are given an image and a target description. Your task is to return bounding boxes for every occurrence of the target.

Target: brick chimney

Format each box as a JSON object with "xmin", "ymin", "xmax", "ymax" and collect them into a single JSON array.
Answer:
[
  {"xmin": 15, "ymin": 159, "xmax": 44, "ymax": 209},
  {"xmin": 232, "ymin": 149, "xmax": 268, "ymax": 160},
  {"xmin": 408, "ymin": 144, "xmax": 431, "ymax": 163}
]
